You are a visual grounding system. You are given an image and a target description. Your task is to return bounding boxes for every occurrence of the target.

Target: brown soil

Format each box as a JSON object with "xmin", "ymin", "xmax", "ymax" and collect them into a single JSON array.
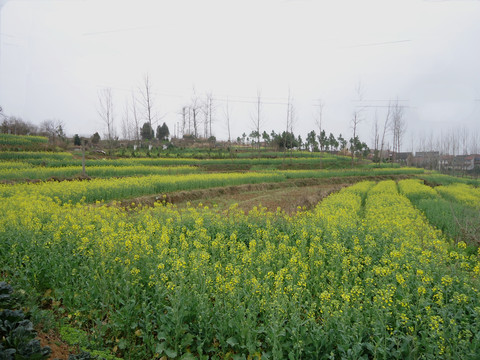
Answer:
[
  {"xmin": 37, "ymin": 329, "xmax": 77, "ymax": 360},
  {"xmin": 119, "ymin": 174, "xmax": 411, "ymax": 214},
  {"xmin": 194, "ymin": 183, "xmax": 346, "ymax": 214}
]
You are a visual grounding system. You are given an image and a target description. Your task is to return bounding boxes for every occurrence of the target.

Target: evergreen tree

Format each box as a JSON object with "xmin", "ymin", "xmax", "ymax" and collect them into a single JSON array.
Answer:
[
  {"xmin": 73, "ymin": 134, "xmax": 82, "ymax": 146},
  {"xmin": 141, "ymin": 122, "xmax": 154, "ymax": 140},
  {"xmin": 156, "ymin": 122, "xmax": 170, "ymax": 141},
  {"xmin": 91, "ymin": 132, "xmax": 101, "ymax": 144}
]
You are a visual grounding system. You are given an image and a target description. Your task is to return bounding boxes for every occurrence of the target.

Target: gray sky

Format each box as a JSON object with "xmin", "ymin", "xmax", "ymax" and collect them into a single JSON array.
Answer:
[{"xmin": 1, "ymin": 0, "xmax": 479, "ymax": 149}]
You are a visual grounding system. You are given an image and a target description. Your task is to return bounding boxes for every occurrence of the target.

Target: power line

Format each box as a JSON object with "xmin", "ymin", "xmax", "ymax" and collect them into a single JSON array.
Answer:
[
  {"xmin": 95, "ymin": 84, "xmax": 291, "ymax": 106},
  {"xmin": 342, "ymin": 39, "xmax": 412, "ymax": 48},
  {"xmin": 355, "ymin": 105, "xmax": 412, "ymax": 108},
  {"xmin": 352, "ymin": 99, "xmax": 409, "ymax": 102},
  {"xmin": 213, "ymin": 97, "xmax": 289, "ymax": 106},
  {"xmin": 82, "ymin": 26, "xmax": 150, "ymax": 36},
  {"xmin": 215, "ymin": 93, "xmax": 289, "ymax": 102},
  {"xmin": 0, "ymin": 32, "xmax": 19, "ymax": 39}
]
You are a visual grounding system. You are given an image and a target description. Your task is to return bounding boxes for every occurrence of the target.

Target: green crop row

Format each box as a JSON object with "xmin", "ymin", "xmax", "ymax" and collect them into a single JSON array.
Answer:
[
  {"xmin": 399, "ymin": 179, "xmax": 480, "ymax": 246},
  {"xmin": 419, "ymin": 173, "xmax": 480, "ymax": 187},
  {"xmin": 0, "ymin": 151, "xmax": 73, "ymax": 161},
  {"xmin": 0, "ymin": 161, "xmax": 33, "ymax": 170},
  {"xmin": 280, "ymin": 167, "xmax": 423, "ymax": 179},
  {"xmin": 0, "ymin": 165, "xmax": 201, "ymax": 182},
  {"xmin": 0, "ymin": 172, "xmax": 286, "ymax": 204},
  {"xmin": 0, "ymin": 168, "xmax": 423, "ymax": 203},
  {"xmin": 0, "ymin": 134, "xmax": 48, "ymax": 146},
  {"xmin": 0, "ymin": 153, "xmax": 352, "ymax": 169}
]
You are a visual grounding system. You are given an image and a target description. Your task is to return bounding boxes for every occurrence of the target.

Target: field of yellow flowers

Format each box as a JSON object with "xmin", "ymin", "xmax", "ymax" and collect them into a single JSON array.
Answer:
[{"xmin": 1, "ymin": 176, "xmax": 480, "ymax": 359}]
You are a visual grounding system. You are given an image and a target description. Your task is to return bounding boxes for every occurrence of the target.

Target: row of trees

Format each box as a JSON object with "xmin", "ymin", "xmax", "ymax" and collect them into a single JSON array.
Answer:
[
  {"xmin": 1, "ymin": 116, "xmax": 67, "ymax": 144},
  {"xmin": 139, "ymin": 122, "xmax": 170, "ymax": 141},
  {"xmin": 235, "ymin": 128, "xmax": 369, "ymax": 157},
  {"xmin": 6, "ymin": 75, "xmax": 477, "ymax": 160},
  {"xmin": 97, "ymin": 75, "xmax": 165, "ymax": 148}
]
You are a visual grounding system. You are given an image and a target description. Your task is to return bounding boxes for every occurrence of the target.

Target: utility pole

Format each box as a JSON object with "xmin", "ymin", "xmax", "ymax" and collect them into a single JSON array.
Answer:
[{"xmin": 81, "ymin": 138, "xmax": 87, "ymax": 177}]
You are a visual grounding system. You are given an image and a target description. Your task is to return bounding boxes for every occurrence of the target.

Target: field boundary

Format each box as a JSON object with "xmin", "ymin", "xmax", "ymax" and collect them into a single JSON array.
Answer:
[{"xmin": 119, "ymin": 173, "xmax": 414, "ymax": 209}]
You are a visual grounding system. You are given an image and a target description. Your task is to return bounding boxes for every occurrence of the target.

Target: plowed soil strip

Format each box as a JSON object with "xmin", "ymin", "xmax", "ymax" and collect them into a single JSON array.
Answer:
[{"xmin": 120, "ymin": 174, "xmax": 411, "ymax": 214}]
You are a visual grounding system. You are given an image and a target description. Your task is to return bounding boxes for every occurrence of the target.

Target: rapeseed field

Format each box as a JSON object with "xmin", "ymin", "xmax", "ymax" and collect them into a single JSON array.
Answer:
[{"xmin": 1, "ymin": 178, "xmax": 479, "ymax": 359}]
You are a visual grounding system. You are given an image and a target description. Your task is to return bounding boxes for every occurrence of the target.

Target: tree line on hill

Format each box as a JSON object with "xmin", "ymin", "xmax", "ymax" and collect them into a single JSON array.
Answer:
[
  {"xmin": 2, "ymin": 76, "xmax": 479, "ymax": 164},
  {"xmin": 1, "ymin": 116, "xmax": 66, "ymax": 143}
]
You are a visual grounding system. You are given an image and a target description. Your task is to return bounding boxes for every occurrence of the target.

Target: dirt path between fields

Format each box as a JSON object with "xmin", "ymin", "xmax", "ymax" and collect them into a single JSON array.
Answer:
[{"xmin": 119, "ymin": 174, "xmax": 412, "ymax": 214}]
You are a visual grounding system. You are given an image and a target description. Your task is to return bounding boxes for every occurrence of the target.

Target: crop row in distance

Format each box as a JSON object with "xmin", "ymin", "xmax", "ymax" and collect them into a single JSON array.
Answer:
[
  {"xmin": 0, "ymin": 168, "xmax": 424, "ymax": 203},
  {"xmin": 0, "ymin": 165, "xmax": 201, "ymax": 181}
]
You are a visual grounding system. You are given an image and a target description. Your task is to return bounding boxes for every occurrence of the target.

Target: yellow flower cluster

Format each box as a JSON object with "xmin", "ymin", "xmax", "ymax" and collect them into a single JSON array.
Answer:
[
  {"xmin": 0, "ymin": 171, "xmax": 285, "ymax": 203},
  {"xmin": 436, "ymin": 183, "xmax": 480, "ymax": 209}
]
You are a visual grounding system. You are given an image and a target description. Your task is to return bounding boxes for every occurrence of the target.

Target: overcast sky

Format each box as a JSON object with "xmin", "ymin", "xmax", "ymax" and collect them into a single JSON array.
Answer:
[{"xmin": 1, "ymin": 0, "xmax": 479, "ymax": 149}]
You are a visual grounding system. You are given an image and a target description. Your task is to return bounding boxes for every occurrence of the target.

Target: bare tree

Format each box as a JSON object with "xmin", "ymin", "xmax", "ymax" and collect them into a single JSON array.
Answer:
[
  {"xmin": 39, "ymin": 119, "xmax": 65, "ymax": 144},
  {"xmin": 460, "ymin": 127, "xmax": 469, "ymax": 155},
  {"xmin": 202, "ymin": 92, "xmax": 215, "ymax": 139},
  {"xmin": 285, "ymin": 90, "xmax": 296, "ymax": 155},
  {"xmin": 190, "ymin": 87, "xmax": 200, "ymax": 138},
  {"xmin": 207, "ymin": 92, "xmax": 214, "ymax": 138},
  {"xmin": 203, "ymin": 102, "xmax": 209, "ymax": 139},
  {"xmin": 251, "ymin": 89, "xmax": 262, "ymax": 150},
  {"xmin": 180, "ymin": 106, "xmax": 187, "ymax": 137},
  {"xmin": 379, "ymin": 103, "xmax": 392, "ymax": 163},
  {"xmin": 427, "ymin": 130, "xmax": 438, "ymax": 170},
  {"xmin": 139, "ymin": 74, "xmax": 156, "ymax": 128},
  {"xmin": 121, "ymin": 97, "xmax": 131, "ymax": 140},
  {"xmin": 372, "ymin": 109, "xmax": 380, "ymax": 161},
  {"xmin": 351, "ymin": 82, "xmax": 365, "ymax": 165},
  {"xmin": 409, "ymin": 131, "xmax": 415, "ymax": 153},
  {"xmin": 97, "ymin": 87, "xmax": 116, "ymax": 150},
  {"xmin": 390, "ymin": 98, "xmax": 406, "ymax": 161},
  {"xmin": 470, "ymin": 129, "xmax": 479, "ymax": 155},
  {"xmin": 313, "ymin": 98, "xmax": 324, "ymax": 137},
  {"xmin": 224, "ymin": 97, "xmax": 232, "ymax": 143},
  {"xmin": 131, "ymin": 91, "xmax": 141, "ymax": 146}
]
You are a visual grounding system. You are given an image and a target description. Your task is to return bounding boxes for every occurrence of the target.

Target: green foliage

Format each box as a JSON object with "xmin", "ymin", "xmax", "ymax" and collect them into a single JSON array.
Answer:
[
  {"xmin": 305, "ymin": 130, "xmax": 318, "ymax": 151},
  {"xmin": 140, "ymin": 123, "xmax": 154, "ymax": 141},
  {"xmin": 91, "ymin": 132, "xmax": 101, "ymax": 145},
  {"xmin": 419, "ymin": 173, "xmax": 480, "ymax": 187},
  {"xmin": 349, "ymin": 136, "xmax": 369, "ymax": 158},
  {"xmin": 156, "ymin": 123, "xmax": 170, "ymax": 141},
  {"xmin": 0, "ymin": 168, "xmax": 422, "ymax": 204},
  {"xmin": 0, "ymin": 134, "xmax": 48, "ymax": 146},
  {"xmin": 271, "ymin": 131, "xmax": 299, "ymax": 150},
  {"xmin": 0, "ymin": 151, "xmax": 73, "ymax": 162},
  {"xmin": 0, "ymin": 165, "xmax": 200, "ymax": 182},
  {"xmin": 399, "ymin": 179, "xmax": 480, "ymax": 247},
  {"xmin": 59, "ymin": 325, "xmax": 89, "ymax": 347},
  {"xmin": 2, "ymin": 178, "xmax": 480, "ymax": 358},
  {"xmin": 0, "ymin": 283, "xmax": 14, "ymax": 308},
  {"xmin": 67, "ymin": 350, "xmax": 121, "ymax": 360},
  {"xmin": 73, "ymin": 134, "xmax": 82, "ymax": 146},
  {"xmin": 0, "ymin": 134, "xmax": 49, "ymax": 151},
  {"xmin": 0, "ymin": 282, "xmax": 51, "ymax": 359}
]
